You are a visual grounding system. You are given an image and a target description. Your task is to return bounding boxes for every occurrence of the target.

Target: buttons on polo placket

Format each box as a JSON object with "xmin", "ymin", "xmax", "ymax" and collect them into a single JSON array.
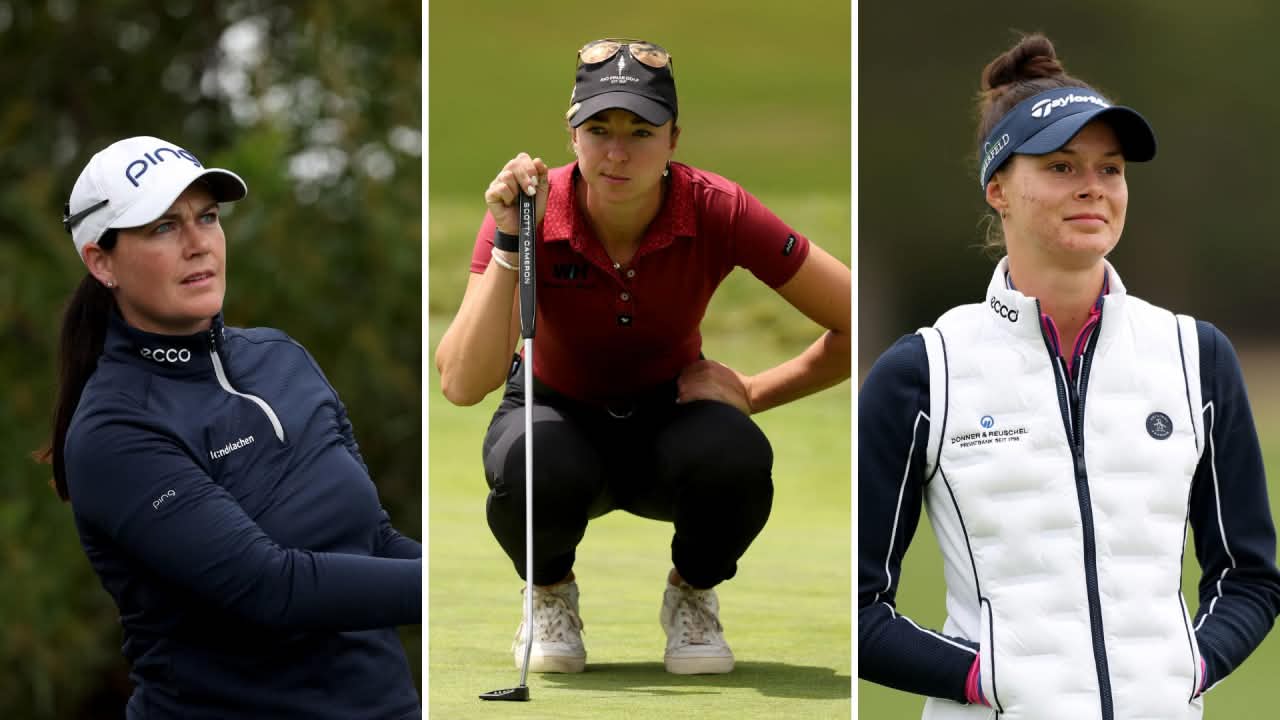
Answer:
[{"xmin": 616, "ymin": 263, "xmax": 634, "ymax": 327}]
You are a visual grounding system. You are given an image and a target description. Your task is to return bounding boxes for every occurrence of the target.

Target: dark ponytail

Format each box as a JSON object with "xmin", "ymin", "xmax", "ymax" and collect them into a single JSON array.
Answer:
[{"xmin": 36, "ymin": 230, "xmax": 118, "ymax": 501}]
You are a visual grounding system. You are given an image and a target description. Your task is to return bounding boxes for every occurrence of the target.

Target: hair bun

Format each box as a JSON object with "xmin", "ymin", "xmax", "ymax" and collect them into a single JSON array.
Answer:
[{"xmin": 982, "ymin": 33, "xmax": 1065, "ymax": 92}]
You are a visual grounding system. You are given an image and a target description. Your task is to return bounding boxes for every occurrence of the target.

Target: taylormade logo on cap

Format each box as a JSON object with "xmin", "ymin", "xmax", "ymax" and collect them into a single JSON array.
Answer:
[
  {"xmin": 976, "ymin": 85, "xmax": 1157, "ymax": 188},
  {"xmin": 1030, "ymin": 93, "xmax": 1110, "ymax": 118}
]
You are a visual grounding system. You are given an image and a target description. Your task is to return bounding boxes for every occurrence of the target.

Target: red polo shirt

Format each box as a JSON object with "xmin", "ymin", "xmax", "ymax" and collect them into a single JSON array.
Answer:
[{"xmin": 470, "ymin": 161, "xmax": 810, "ymax": 404}]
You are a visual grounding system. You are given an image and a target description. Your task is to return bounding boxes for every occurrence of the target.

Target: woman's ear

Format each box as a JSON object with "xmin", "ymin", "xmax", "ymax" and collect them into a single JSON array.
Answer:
[
  {"xmin": 985, "ymin": 173, "xmax": 1008, "ymax": 218},
  {"xmin": 83, "ymin": 243, "xmax": 115, "ymax": 288}
]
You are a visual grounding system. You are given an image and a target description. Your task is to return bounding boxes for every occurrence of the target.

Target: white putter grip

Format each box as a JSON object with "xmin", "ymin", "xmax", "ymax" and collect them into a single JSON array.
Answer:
[{"xmin": 517, "ymin": 191, "xmax": 536, "ymax": 684}]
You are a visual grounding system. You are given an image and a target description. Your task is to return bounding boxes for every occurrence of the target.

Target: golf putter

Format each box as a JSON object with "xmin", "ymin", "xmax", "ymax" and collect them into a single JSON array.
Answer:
[{"xmin": 480, "ymin": 188, "xmax": 537, "ymax": 702}]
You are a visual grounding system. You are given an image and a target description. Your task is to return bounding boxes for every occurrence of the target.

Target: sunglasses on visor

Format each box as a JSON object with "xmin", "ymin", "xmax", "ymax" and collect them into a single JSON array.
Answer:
[{"xmin": 577, "ymin": 39, "xmax": 673, "ymax": 71}]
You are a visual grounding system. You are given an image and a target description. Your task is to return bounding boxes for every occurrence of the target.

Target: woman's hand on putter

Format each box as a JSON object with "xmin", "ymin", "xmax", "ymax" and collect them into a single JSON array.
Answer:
[
  {"xmin": 676, "ymin": 359, "xmax": 753, "ymax": 415},
  {"xmin": 485, "ymin": 153, "xmax": 549, "ymax": 235}
]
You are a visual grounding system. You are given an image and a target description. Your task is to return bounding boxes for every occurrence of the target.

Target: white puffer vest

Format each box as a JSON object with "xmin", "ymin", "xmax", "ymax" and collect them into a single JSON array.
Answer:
[{"xmin": 918, "ymin": 259, "xmax": 1206, "ymax": 720}]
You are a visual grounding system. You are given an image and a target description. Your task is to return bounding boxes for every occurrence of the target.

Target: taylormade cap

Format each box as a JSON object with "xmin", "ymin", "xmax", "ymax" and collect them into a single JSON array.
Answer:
[
  {"xmin": 567, "ymin": 45, "xmax": 677, "ymax": 127},
  {"xmin": 65, "ymin": 136, "xmax": 248, "ymax": 262},
  {"xmin": 978, "ymin": 86, "xmax": 1156, "ymax": 189}
]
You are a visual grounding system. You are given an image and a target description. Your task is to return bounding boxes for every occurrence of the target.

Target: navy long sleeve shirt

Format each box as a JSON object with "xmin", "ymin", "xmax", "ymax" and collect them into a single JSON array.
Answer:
[
  {"xmin": 65, "ymin": 311, "xmax": 421, "ymax": 719},
  {"xmin": 859, "ymin": 321, "xmax": 1280, "ymax": 703}
]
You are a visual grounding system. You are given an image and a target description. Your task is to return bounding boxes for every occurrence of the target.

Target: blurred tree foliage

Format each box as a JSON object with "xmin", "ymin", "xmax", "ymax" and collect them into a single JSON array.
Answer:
[{"xmin": 0, "ymin": 1, "xmax": 421, "ymax": 716}]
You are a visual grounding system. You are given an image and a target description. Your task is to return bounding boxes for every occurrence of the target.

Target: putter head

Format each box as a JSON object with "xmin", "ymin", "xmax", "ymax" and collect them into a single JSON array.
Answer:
[{"xmin": 479, "ymin": 685, "xmax": 530, "ymax": 702}]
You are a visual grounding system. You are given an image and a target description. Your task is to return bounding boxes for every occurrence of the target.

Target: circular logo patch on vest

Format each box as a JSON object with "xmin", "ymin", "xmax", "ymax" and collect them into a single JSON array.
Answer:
[{"xmin": 1146, "ymin": 412, "xmax": 1173, "ymax": 440}]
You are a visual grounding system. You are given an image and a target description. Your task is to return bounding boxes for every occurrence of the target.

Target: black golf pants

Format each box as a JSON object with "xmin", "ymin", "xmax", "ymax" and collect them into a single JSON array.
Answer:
[{"xmin": 481, "ymin": 372, "xmax": 774, "ymax": 589}]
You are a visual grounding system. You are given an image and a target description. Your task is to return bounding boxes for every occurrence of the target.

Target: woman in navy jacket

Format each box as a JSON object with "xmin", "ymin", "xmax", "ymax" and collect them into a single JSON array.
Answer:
[{"xmin": 44, "ymin": 135, "xmax": 421, "ymax": 719}]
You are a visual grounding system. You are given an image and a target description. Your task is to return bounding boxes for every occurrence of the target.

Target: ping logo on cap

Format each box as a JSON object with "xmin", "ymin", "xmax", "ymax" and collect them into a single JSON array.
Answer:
[
  {"xmin": 124, "ymin": 146, "xmax": 203, "ymax": 188},
  {"xmin": 1029, "ymin": 93, "xmax": 1109, "ymax": 119}
]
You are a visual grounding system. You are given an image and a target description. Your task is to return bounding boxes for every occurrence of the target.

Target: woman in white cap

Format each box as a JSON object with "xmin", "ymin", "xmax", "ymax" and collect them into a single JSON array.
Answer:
[
  {"xmin": 858, "ymin": 33, "xmax": 1280, "ymax": 718},
  {"xmin": 436, "ymin": 38, "xmax": 852, "ymax": 675},
  {"xmin": 44, "ymin": 136, "xmax": 422, "ymax": 719}
]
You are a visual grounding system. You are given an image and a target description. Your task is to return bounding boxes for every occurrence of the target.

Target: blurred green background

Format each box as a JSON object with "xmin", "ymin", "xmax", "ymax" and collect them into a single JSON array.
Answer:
[
  {"xmin": 1, "ymin": 2, "xmax": 420, "ymax": 717},
  {"xmin": 860, "ymin": 2, "xmax": 1280, "ymax": 717},
  {"xmin": 428, "ymin": 0, "xmax": 851, "ymax": 716}
]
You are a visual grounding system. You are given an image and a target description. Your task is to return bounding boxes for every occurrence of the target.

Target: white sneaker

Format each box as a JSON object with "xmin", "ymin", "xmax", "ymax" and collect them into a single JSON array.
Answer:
[
  {"xmin": 511, "ymin": 581, "xmax": 586, "ymax": 673},
  {"xmin": 660, "ymin": 579, "xmax": 734, "ymax": 674}
]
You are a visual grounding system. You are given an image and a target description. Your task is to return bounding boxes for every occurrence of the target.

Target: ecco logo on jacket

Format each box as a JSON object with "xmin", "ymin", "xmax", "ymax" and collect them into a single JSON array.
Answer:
[{"xmin": 141, "ymin": 347, "xmax": 192, "ymax": 363}]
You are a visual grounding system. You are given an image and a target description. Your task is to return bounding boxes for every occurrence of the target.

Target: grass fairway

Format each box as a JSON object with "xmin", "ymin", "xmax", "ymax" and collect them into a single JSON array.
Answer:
[
  {"xmin": 857, "ymin": 355, "xmax": 1280, "ymax": 718},
  {"xmin": 428, "ymin": 190, "xmax": 851, "ymax": 717}
]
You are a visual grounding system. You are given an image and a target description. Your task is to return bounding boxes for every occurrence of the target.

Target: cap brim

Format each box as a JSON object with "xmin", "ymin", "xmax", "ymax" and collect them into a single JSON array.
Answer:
[
  {"xmin": 568, "ymin": 92, "xmax": 673, "ymax": 127},
  {"xmin": 111, "ymin": 168, "xmax": 248, "ymax": 230},
  {"xmin": 1016, "ymin": 106, "xmax": 1157, "ymax": 162}
]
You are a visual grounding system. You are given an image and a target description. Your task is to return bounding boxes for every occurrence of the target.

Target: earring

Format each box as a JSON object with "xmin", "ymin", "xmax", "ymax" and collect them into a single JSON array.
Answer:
[
  {"xmin": 662, "ymin": 162, "xmax": 670, "ymax": 178},
  {"xmin": 105, "ymin": 280, "xmax": 115, "ymax": 288},
  {"xmin": 999, "ymin": 209, "xmax": 1008, "ymax": 220}
]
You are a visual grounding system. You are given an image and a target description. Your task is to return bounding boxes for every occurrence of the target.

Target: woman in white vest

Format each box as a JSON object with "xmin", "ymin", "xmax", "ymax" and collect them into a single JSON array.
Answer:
[{"xmin": 858, "ymin": 33, "xmax": 1280, "ymax": 719}]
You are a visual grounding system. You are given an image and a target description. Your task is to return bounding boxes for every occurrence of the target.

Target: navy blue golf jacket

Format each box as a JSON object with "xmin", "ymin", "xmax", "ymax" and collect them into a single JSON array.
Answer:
[
  {"xmin": 66, "ymin": 311, "xmax": 421, "ymax": 719},
  {"xmin": 859, "ymin": 321, "xmax": 1280, "ymax": 703}
]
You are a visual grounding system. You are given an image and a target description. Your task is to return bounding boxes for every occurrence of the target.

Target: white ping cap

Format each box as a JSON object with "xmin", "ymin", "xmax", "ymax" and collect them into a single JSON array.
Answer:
[{"xmin": 64, "ymin": 136, "xmax": 247, "ymax": 262}]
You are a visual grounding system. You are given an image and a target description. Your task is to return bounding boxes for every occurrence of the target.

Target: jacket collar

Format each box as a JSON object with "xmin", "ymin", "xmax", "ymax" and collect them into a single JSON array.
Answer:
[
  {"xmin": 103, "ymin": 310, "xmax": 225, "ymax": 379},
  {"xmin": 984, "ymin": 257, "xmax": 1126, "ymax": 340}
]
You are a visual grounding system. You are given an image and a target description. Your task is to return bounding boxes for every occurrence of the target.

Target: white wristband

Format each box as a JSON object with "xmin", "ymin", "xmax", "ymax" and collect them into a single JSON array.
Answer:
[{"xmin": 491, "ymin": 247, "xmax": 517, "ymax": 271}]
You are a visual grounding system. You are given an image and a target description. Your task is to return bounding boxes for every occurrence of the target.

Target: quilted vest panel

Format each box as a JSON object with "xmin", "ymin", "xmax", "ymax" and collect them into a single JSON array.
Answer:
[{"xmin": 917, "ymin": 260, "xmax": 1205, "ymax": 720}]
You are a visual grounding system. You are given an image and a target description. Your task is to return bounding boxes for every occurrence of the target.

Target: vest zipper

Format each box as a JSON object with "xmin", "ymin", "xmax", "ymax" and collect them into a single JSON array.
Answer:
[
  {"xmin": 1037, "ymin": 299, "xmax": 1112, "ymax": 720},
  {"xmin": 206, "ymin": 328, "xmax": 286, "ymax": 443}
]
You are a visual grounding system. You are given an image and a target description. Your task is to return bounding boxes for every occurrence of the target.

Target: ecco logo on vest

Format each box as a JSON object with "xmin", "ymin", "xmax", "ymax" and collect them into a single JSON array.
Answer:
[
  {"xmin": 141, "ymin": 347, "xmax": 193, "ymax": 363},
  {"xmin": 1030, "ymin": 93, "xmax": 1109, "ymax": 119},
  {"xmin": 989, "ymin": 296, "xmax": 1019, "ymax": 322},
  {"xmin": 123, "ymin": 145, "xmax": 203, "ymax": 188}
]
